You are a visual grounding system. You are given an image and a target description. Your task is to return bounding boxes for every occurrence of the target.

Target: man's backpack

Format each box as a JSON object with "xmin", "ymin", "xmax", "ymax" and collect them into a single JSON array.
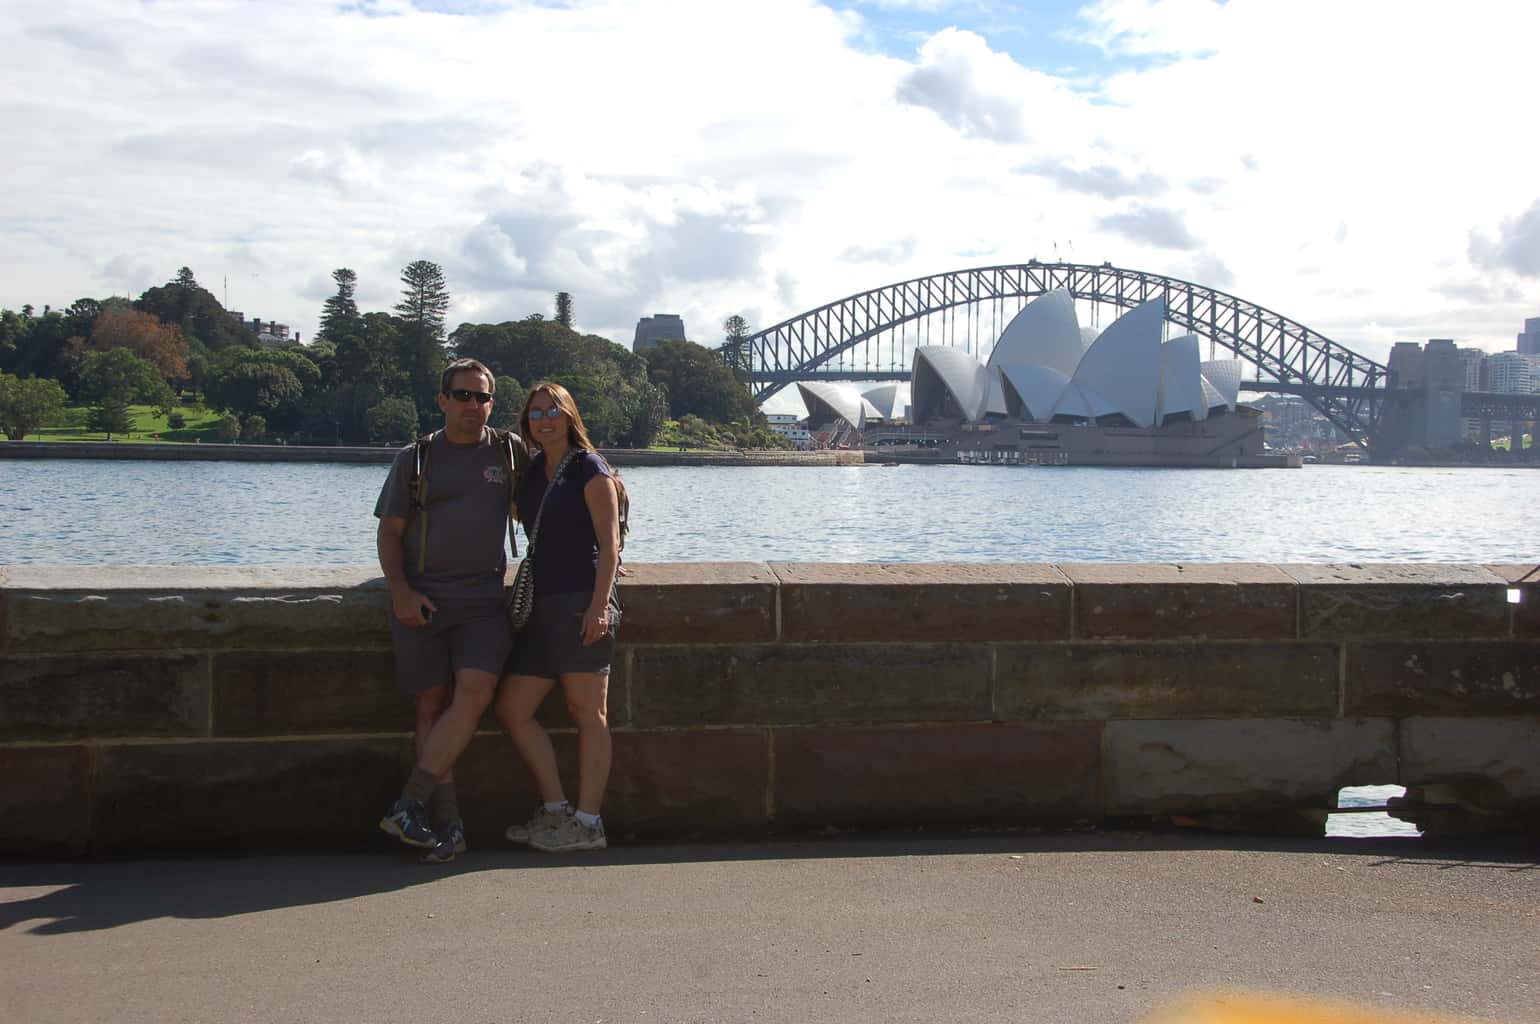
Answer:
[{"xmin": 406, "ymin": 428, "xmax": 531, "ymax": 574}]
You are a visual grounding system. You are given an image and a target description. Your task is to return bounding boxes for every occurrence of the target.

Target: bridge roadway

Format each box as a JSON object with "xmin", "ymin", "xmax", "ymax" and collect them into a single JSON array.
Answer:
[{"xmin": 3, "ymin": 832, "xmax": 1535, "ymax": 1023}]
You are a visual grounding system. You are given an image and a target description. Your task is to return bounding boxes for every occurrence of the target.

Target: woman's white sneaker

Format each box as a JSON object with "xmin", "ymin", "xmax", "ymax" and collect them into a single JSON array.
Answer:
[{"xmin": 529, "ymin": 816, "xmax": 606, "ymax": 852}]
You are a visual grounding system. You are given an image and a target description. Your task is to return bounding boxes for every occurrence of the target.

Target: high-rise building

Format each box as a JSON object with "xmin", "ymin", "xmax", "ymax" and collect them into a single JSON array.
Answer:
[
  {"xmin": 1488, "ymin": 351, "xmax": 1536, "ymax": 394},
  {"xmin": 1517, "ymin": 316, "xmax": 1540, "ymax": 355},
  {"xmin": 632, "ymin": 314, "xmax": 687, "ymax": 353}
]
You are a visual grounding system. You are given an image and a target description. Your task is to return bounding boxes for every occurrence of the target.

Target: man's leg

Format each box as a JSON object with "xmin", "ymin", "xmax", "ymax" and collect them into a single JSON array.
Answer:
[
  {"xmin": 384, "ymin": 667, "xmax": 497, "ymax": 851},
  {"xmin": 413, "ymin": 685, "xmax": 461, "ymax": 841}
]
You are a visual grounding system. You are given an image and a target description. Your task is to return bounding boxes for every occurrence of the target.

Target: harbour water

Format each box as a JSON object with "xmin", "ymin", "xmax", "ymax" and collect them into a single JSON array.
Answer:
[{"xmin": 3, "ymin": 459, "xmax": 1535, "ymax": 567}]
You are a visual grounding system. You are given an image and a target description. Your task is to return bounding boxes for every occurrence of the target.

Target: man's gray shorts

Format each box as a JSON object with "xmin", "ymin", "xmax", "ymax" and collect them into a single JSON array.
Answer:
[{"xmin": 388, "ymin": 597, "xmax": 512, "ymax": 695}]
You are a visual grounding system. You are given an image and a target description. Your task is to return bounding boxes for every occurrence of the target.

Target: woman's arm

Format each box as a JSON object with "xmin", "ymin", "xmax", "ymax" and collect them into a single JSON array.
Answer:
[{"xmin": 580, "ymin": 472, "xmax": 621, "ymax": 646}]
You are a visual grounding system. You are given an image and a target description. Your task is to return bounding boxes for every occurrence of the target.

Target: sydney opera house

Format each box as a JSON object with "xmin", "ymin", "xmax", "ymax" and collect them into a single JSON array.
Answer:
[{"xmin": 795, "ymin": 291, "xmax": 1280, "ymax": 467}]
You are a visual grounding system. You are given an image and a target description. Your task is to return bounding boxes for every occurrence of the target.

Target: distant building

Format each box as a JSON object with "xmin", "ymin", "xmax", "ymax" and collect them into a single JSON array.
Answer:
[
  {"xmin": 1518, "ymin": 316, "xmax": 1540, "ymax": 356},
  {"xmin": 764, "ymin": 414, "xmax": 814, "ymax": 450},
  {"xmin": 1488, "ymin": 351, "xmax": 1536, "ymax": 394},
  {"xmin": 633, "ymin": 314, "xmax": 687, "ymax": 353},
  {"xmin": 228, "ymin": 312, "xmax": 297, "ymax": 349}
]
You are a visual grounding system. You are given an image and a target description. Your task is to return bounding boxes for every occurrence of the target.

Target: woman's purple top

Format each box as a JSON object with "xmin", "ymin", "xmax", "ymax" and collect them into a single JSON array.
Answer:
[{"xmin": 516, "ymin": 449, "xmax": 612, "ymax": 597}]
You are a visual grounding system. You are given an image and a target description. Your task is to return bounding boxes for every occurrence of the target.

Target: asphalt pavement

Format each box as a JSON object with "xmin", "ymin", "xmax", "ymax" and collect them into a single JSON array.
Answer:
[{"xmin": 2, "ymin": 831, "xmax": 1537, "ymax": 1024}]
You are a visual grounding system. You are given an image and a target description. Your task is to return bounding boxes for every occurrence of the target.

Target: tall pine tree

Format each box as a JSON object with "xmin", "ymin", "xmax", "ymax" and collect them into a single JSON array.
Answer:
[
  {"xmin": 317, "ymin": 268, "xmax": 360, "ymax": 343},
  {"xmin": 395, "ymin": 260, "xmax": 450, "ymax": 429},
  {"xmin": 555, "ymin": 291, "xmax": 574, "ymax": 328}
]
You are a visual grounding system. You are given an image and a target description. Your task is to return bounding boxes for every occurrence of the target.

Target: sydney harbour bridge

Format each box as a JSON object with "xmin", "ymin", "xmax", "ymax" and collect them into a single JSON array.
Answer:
[{"xmin": 727, "ymin": 261, "xmax": 1538, "ymax": 452}]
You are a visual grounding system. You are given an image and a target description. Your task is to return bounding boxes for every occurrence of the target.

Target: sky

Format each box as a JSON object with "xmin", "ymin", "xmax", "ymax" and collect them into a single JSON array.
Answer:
[{"xmin": 4, "ymin": 0, "xmax": 1539, "ymax": 412}]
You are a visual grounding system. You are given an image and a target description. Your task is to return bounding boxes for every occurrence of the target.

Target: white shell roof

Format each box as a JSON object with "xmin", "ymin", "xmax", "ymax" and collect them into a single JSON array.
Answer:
[
  {"xmin": 1158, "ymin": 335, "xmax": 1208, "ymax": 422},
  {"xmin": 912, "ymin": 346, "xmax": 994, "ymax": 421},
  {"xmin": 1200, "ymin": 359, "xmax": 1242, "ymax": 409},
  {"xmin": 861, "ymin": 382, "xmax": 911, "ymax": 421},
  {"xmin": 1055, "ymin": 299, "xmax": 1164, "ymax": 428},
  {"xmin": 999, "ymin": 363, "xmax": 1072, "ymax": 421},
  {"xmin": 1051, "ymin": 380, "xmax": 1120, "ymax": 421},
  {"xmin": 795, "ymin": 382, "xmax": 877, "ymax": 429},
  {"xmin": 987, "ymin": 289, "xmax": 1084, "ymax": 377}
]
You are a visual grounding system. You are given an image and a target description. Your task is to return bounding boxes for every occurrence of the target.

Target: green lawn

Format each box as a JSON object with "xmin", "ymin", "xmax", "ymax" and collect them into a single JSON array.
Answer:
[{"xmin": 30, "ymin": 403, "xmax": 227, "ymax": 443}]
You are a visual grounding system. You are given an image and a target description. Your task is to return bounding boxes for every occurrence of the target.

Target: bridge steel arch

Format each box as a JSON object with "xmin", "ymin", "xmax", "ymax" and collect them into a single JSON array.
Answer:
[{"xmin": 739, "ymin": 263, "xmax": 1388, "ymax": 445}]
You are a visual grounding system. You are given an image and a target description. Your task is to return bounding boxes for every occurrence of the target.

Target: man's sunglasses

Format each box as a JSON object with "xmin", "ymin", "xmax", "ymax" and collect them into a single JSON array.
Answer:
[
  {"xmin": 527, "ymin": 407, "xmax": 564, "ymax": 420},
  {"xmin": 447, "ymin": 388, "xmax": 493, "ymax": 405}
]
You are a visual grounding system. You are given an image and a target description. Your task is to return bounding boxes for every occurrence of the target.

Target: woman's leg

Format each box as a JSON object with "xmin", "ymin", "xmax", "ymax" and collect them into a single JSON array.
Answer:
[
  {"xmin": 495, "ymin": 673, "xmax": 564, "ymax": 804},
  {"xmin": 560, "ymin": 672, "xmax": 611, "ymax": 815}
]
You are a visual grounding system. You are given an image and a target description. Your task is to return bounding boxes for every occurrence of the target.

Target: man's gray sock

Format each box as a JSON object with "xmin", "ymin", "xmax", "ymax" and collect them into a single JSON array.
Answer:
[
  {"xmin": 403, "ymin": 767, "xmax": 438, "ymax": 805},
  {"xmin": 429, "ymin": 782, "xmax": 459, "ymax": 827}
]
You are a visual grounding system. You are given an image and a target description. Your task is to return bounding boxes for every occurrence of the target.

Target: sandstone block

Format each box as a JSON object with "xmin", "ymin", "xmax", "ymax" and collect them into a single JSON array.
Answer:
[
  {"xmin": 1, "ymin": 566, "xmax": 392, "ymax": 654},
  {"xmin": 614, "ymin": 563, "xmax": 777, "ymax": 644},
  {"xmin": 631, "ymin": 643, "xmax": 991, "ymax": 726},
  {"xmin": 212, "ymin": 650, "xmax": 407, "ymax": 736},
  {"xmin": 1283, "ymin": 564, "xmax": 1508, "ymax": 640},
  {"xmin": 1103, "ymin": 718, "xmax": 1395, "ymax": 815},
  {"xmin": 1061, "ymin": 563, "xmax": 1296, "ymax": 640},
  {"xmin": 1346, "ymin": 641, "xmax": 1540, "ymax": 715},
  {"xmin": 94, "ymin": 738, "xmax": 407, "ymax": 847},
  {"xmin": 1399, "ymin": 717, "xmax": 1540, "ymax": 805},
  {"xmin": 0, "ymin": 745, "xmax": 92, "ymax": 853},
  {"xmin": 772, "ymin": 722, "xmax": 1100, "ymax": 825},
  {"xmin": 772, "ymin": 563, "xmax": 1071, "ymax": 643},
  {"xmin": 996, "ymin": 643, "xmax": 1337, "ymax": 720},
  {"xmin": 0, "ymin": 654, "xmax": 210, "ymax": 740},
  {"xmin": 609, "ymin": 729, "xmax": 770, "ymax": 835},
  {"xmin": 1484, "ymin": 564, "xmax": 1540, "ymax": 639}
]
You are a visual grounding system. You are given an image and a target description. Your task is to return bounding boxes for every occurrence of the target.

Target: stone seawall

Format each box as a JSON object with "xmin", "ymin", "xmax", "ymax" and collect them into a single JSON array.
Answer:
[
  {"xmin": 0, "ymin": 441, "xmax": 864, "ymax": 468},
  {"xmin": 1, "ymin": 563, "xmax": 1536, "ymax": 854}
]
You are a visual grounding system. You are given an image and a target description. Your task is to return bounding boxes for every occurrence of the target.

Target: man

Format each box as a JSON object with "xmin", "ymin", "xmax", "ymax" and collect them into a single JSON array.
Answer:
[{"xmin": 375, "ymin": 358, "xmax": 525, "ymax": 863}]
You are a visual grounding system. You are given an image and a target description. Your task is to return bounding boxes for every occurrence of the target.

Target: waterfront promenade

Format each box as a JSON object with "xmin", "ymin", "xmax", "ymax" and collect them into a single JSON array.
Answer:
[{"xmin": 2, "ymin": 832, "xmax": 1535, "ymax": 1023}]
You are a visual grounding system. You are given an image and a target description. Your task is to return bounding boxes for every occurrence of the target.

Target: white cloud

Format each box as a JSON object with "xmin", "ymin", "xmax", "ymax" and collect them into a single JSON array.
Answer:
[{"xmin": 0, "ymin": 0, "xmax": 1537, "ymax": 367}]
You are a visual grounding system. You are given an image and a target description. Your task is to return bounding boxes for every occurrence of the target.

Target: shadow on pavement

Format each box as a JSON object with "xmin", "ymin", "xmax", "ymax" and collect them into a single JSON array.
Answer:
[{"xmin": 1, "ymin": 829, "xmax": 1534, "ymax": 937}]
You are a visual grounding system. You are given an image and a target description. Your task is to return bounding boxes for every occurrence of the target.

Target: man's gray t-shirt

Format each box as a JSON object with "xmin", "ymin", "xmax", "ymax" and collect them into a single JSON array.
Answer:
[{"xmin": 374, "ymin": 429, "xmax": 513, "ymax": 603}]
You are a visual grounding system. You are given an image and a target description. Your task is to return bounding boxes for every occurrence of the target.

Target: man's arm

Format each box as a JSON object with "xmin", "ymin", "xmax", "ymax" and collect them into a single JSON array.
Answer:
[{"xmin": 377, "ymin": 515, "xmax": 437, "ymax": 627}]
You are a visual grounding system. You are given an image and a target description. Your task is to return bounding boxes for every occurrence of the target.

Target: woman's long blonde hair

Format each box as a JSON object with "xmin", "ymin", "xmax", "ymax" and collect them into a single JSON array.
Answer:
[
  {"xmin": 519, "ymin": 381, "xmax": 597, "ymax": 453},
  {"xmin": 518, "ymin": 380, "xmax": 630, "ymax": 551}
]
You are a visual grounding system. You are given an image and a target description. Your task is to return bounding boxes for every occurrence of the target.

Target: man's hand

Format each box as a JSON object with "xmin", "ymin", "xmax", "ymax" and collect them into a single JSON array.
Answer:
[{"xmin": 391, "ymin": 584, "xmax": 437, "ymax": 627}]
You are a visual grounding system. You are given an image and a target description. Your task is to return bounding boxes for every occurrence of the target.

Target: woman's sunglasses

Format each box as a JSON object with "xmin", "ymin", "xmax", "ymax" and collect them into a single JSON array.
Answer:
[
  {"xmin": 527, "ymin": 407, "xmax": 564, "ymax": 421},
  {"xmin": 447, "ymin": 388, "xmax": 493, "ymax": 405}
]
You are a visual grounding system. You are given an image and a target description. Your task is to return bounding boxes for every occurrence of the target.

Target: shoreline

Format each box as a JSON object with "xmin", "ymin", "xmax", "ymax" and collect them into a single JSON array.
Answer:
[
  {"xmin": 4, "ymin": 439, "xmax": 1534, "ymax": 469},
  {"xmin": 0, "ymin": 439, "xmax": 866, "ymax": 467}
]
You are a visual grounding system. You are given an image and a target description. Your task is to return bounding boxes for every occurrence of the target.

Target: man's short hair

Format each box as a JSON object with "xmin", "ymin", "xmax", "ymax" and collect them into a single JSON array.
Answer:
[{"xmin": 441, "ymin": 358, "xmax": 495, "ymax": 396}]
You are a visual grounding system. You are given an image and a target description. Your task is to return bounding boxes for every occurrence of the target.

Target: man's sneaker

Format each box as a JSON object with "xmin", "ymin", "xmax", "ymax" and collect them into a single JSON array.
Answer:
[
  {"xmin": 529, "ymin": 815, "xmax": 606, "ymax": 853},
  {"xmin": 420, "ymin": 820, "xmax": 468, "ymax": 864},
  {"xmin": 379, "ymin": 797, "xmax": 436, "ymax": 849},
  {"xmin": 505, "ymin": 805, "xmax": 571, "ymax": 845}
]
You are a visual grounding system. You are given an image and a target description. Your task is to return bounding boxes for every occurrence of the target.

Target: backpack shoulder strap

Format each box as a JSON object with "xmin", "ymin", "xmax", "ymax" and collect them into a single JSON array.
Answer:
[{"xmin": 409, "ymin": 430, "xmax": 438, "ymax": 575}]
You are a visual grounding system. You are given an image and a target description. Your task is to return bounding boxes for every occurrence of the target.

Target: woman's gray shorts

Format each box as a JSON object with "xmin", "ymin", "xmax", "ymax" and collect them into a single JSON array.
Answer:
[
  {"xmin": 388, "ymin": 597, "xmax": 512, "ymax": 695},
  {"xmin": 506, "ymin": 590, "xmax": 620, "ymax": 680}
]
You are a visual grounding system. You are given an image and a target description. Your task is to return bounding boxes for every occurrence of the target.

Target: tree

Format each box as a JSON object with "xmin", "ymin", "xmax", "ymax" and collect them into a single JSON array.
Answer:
[
  {"xmin": 723, "ymin": 314, "xmax": 751, "ymax": 373},
  {"xmin": 317, "ymin": 268, "xmax": 360, "ymax": 343},
  {"xmin": 395, "ymin": 260, "xmax": 450, "ymax": 429},
  {"xmin": 241, "ymin": 414, "xmax": 268, "ymax": 442},
  {"xmin": 366, "ymin": 396, "xmax": 419, "ymax": 443},
  {"xmin": 215, "ymin": 414, "xmax": 241, "ymax": 442},
  {"xmin": 78, "ymin": 348, "xmax": 176, "ymax": 415},
  {"xmin": 489, "ymin": 375, "xmax": 527, "ymax": 431},
  {"xmin": 0, "ymin": 373, "xmax": 69, "ymax": 440},
  {"xmin": 643, "ymin": 339, "xmax": 758, "ymax": 424},
  {"xmin": 555, "ymin": 291, "xmax": 574, "ymax": 329},
  {"xmin": 135, "ymin": 269, "xmax": 250, "ymax": 351},
  {"xmin": 87, "ymin": 395, "xmax": 133, "ymax": 440},
  {"xmin": 203, "ymin": 347, "xmax": 321, "ymax": 433},
  {"xmin": 88, "ymin": 308, "xmax": 190, "ymax": 382},
  {"xmin": 621, "ymin": 380, "xmax": 669, "ymax": 448}
]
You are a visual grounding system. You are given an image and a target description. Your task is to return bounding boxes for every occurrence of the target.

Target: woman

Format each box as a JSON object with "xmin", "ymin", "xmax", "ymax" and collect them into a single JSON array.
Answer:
[{"xmin": 497, "ymin": 381, "xmax": 622, "ymax": 853}]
